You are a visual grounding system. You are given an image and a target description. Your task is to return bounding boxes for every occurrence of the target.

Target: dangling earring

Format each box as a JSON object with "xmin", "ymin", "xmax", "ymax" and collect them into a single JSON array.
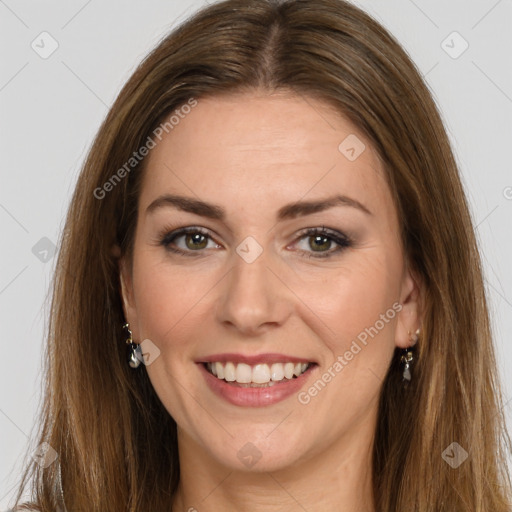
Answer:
[
  {"xmin": 123, "ymin": 322, "xmax": 141, "ymax": 368},
  {"xmin": 400, "ymin": 328, "xmax": 420, "ymax": 388}
]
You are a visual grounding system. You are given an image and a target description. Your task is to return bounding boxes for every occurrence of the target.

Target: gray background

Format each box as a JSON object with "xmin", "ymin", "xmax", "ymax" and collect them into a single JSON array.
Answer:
[{"xmin": 1, "ymin": 0, "xmax": 511, "ymax": 507}]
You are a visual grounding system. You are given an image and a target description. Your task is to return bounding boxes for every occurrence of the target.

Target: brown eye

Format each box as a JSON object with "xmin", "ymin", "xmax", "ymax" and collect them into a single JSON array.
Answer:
[
  {"xmin": 184, "ymin": 232, "xmax": 208, "ymax": 250},
  {"xmin": 160, "ymin": 227, "xmax": 220, "ymax": 256},
  {"xmin": 308, "ymin": 234, "xmax": 332, "ymax": 252},
  {"xmin": 293, "ymin": 227, "xmax": 352, "ymax": 259}
]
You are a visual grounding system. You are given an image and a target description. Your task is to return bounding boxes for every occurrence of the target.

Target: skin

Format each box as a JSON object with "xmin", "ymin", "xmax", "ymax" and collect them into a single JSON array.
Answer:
[{"xmin": 119, "ymin": 90, "xmax": 422, "ymax": 512}]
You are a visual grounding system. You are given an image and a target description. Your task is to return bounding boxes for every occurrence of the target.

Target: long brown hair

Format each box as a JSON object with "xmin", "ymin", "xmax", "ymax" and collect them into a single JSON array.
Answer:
[{"xmin": 12, "ymin": 0, "xmax": 512, "ymax": 510}]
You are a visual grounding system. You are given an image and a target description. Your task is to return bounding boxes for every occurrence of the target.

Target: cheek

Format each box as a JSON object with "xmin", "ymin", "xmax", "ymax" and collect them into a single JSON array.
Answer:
[
  {"xmin": 131, "ymin": 255, "xmax": 197, "ymax": 345},
  {"xmin": 294, "ymin": 250, "xmax": 401, "ymax": 424},
  {"xmin": 298, "ymin": 264, "xmax": 400, "ymax": 435},
  {"xmin": 129, "ymin": 255, "xmax": 214, "ymax": 415},
  {"xmin": 301, "ymin": 249, "xmax": 402, "ymax": 354},
  {"xmin": 131, "ymin": 251, "xmax": 227, "ymax": 364}
]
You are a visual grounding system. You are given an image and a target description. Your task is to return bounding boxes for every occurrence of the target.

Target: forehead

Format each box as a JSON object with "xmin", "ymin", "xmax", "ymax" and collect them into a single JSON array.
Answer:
[{"xmin": 139, "ymin": 91, "xmax": 394, "ymax": 222}]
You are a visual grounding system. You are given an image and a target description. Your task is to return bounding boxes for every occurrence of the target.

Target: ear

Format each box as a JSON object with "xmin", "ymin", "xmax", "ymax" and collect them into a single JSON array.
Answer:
[
  {"xmin": 118, "ymin": 251, "xmax": 139, "ymax": 340},
  {"xmin": 395, "ymin": 264, "xmax": 423, "ymax": 349}
]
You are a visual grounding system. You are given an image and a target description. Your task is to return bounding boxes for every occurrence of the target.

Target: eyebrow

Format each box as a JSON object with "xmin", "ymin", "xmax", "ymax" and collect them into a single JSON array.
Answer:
[{"xmin": 145, "ymin": 193, "xmax": 372, "ymax": 220}]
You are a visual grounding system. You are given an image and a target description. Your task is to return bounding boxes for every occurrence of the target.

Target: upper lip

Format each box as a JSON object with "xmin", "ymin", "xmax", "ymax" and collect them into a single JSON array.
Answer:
[{"xmin": 196, "ymin": 353, "xmax": 317, "ymax": 366}]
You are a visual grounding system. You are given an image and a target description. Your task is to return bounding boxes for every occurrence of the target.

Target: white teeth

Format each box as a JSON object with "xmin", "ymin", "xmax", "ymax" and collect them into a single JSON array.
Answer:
[
  {"xmin": 235, "ymin": 363, "xmax": 252, "ymax": 383},
  {"xmin": 270, "ymin": 363, "xmax": 284, "ymax": 381},
  {"xmin": 214, "ymin": 362, "xmax": 224, "ymax": 379},
  {"xmin": 284, "ymin": 362, "xmax": 294, "ymax": 379},
  {"xmin": 224, "ymin": 362, "xmax": 236, "ymax": 382},
  {"xmin": 206, "ymin": 361, "xmax": 311, "ymax": 384},
  {"xmin": 252, "ymin": 364, "xmax": 271, "ymax": 384}
]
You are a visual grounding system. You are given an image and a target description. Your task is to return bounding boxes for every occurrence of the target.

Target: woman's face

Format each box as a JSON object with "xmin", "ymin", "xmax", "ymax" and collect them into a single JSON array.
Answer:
[{"xmin": 120, "ymin": 91, "xmax": 421, "ymax": 472}]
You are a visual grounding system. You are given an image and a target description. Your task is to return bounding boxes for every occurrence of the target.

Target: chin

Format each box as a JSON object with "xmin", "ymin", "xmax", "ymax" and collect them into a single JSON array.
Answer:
[{"xmin": 204, "ymin": 426, "xmax": 313, "ymax": 473}]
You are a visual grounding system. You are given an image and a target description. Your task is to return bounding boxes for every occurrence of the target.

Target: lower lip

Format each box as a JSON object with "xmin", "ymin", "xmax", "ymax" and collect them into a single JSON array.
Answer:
[{"xmin": 198, "ymin": 362, "xmax": 317, "ymax": 407}]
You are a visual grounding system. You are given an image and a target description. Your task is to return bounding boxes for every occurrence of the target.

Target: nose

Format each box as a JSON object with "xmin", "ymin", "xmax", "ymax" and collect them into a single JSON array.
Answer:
[{"xmin": 215, "ymin": 248, "xmax": 293, "ymax": 336}]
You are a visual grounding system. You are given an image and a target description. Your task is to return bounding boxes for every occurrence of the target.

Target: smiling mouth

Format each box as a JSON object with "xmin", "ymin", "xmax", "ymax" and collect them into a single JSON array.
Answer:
[{"xmin": 203, "ymin": 361, "xmax": 316, "ymax": 387}]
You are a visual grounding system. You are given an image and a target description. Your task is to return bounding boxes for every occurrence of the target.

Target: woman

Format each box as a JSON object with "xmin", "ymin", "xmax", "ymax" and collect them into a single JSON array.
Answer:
[{"xmin": 11, "ymin": 0, "xmax": 512, "ymax": 510}]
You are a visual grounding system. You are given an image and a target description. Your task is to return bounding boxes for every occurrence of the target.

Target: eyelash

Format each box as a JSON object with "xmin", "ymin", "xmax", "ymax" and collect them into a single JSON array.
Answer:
[{"xmin": 157, "ymin": 225, "xmax": 352, "ymax": 259}]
